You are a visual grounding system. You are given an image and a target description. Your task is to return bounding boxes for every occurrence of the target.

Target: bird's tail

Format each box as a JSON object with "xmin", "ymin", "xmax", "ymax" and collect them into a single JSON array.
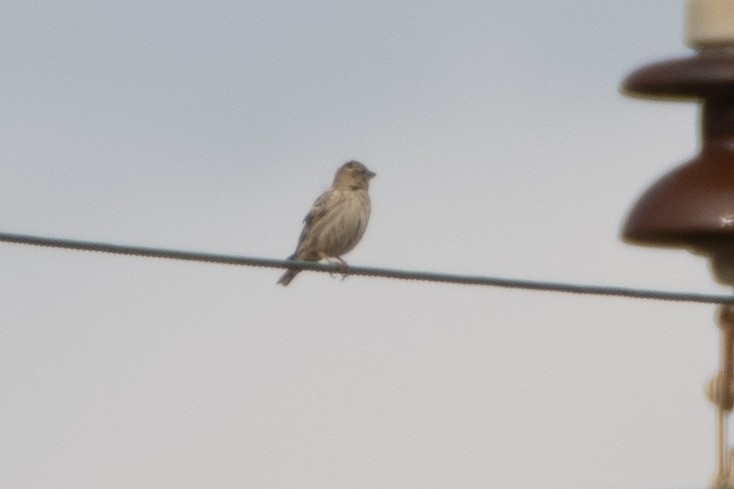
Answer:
[
  {"xmin": 277, "ymin": 254, "xmax": 300, "ymax": 286},
  {"xmin": 277, "ymin": 268, "xmax": 299, "ymax": 286}
]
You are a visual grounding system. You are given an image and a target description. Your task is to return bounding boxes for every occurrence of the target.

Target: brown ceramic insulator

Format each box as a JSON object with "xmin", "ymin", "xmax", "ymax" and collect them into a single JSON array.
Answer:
[{"xmin": 621, "ymin": 49, "xmax": 734, "ymax": 249}]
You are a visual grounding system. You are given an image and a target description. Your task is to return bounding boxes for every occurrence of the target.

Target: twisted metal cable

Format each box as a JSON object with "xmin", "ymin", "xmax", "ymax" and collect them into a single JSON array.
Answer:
[{"xmin": 0, "ymin": 230, "xmax": 732, "ymax": 304}]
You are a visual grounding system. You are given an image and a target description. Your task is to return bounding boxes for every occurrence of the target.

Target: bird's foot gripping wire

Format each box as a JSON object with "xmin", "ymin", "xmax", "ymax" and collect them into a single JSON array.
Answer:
[{"xmin": 322, "ymin": 255, "xmax": 350, "ymax": 281}]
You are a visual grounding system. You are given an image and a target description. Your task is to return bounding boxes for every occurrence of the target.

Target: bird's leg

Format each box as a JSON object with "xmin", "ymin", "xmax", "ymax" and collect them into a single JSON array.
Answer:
[
  {"xmin": 335, "ymin": 256, "xmax": 350, "ymax": 280},
  {"xmin": 320, "ymin": 254, "xmax": 339, "ymax": 278},
  {"xmin": 320, "ymin": 254, "xmax": 350, "ymax": 279}
]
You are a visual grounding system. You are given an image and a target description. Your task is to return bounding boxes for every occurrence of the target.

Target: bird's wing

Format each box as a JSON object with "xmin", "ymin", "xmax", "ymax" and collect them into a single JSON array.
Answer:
[{"xmin": 293, "ymin": 189, "xmax": 336, "ymax": 255}]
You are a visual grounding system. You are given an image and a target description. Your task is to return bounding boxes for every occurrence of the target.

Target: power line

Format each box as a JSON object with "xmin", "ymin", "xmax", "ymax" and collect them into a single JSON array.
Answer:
[{"xmin": 0, "ymin": 230, "xmax": 731, "ymax": 304}]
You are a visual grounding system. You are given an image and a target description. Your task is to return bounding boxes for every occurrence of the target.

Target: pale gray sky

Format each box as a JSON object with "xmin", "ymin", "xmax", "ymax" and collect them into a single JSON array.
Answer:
[{"xmin": 0, "ymin": 1, "xmax": 726, "ymax": 488}]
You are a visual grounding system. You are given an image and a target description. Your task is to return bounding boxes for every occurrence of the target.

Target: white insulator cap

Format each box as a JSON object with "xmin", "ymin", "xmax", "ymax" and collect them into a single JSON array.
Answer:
[{"xmin": 687, "ymin": 0, "xmax": 734, "ymax": 47}]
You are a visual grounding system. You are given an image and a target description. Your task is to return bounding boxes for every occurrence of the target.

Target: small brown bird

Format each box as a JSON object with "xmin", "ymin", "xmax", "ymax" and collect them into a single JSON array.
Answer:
[{"xmin": 278, "ymin": 161, "xmax": 376, "ymax": 286}]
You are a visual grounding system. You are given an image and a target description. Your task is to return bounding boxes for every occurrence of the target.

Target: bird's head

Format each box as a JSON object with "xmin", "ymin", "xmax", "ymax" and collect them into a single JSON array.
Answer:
[{"xmin": 333, "ymin": 160, "xmax": 376, "ymax": 190}]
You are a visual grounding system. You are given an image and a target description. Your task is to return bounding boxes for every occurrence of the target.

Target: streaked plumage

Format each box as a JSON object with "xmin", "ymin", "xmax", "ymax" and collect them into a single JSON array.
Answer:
[{"xmin": 278, "ymin": 161, "xmax": 376, "ymax": 286}]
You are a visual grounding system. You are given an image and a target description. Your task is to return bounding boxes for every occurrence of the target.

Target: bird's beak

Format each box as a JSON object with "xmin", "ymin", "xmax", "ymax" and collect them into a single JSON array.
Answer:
[{"xmin": 368, "ymin": 171, "xmax": 376, "ymax": 179}]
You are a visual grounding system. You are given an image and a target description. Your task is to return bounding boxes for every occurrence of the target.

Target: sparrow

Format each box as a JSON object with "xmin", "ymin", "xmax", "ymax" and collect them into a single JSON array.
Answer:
[{"xmin": 278, "ymin": 160, "xmax": 375, "ymax": 286}]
